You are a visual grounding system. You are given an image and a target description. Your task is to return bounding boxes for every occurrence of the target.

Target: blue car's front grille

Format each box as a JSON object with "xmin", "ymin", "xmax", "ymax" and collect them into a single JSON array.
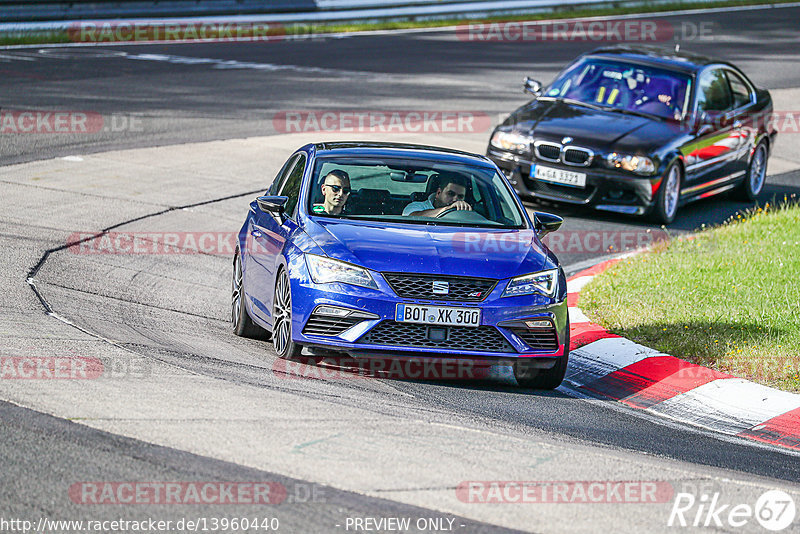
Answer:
[
  {"xmin": 359, "ymin": 322, "xmax": 514, "ymax": 353},
  {"xmin": 382, "ymin": 273, "xmax": 497, "ymax": 302}
]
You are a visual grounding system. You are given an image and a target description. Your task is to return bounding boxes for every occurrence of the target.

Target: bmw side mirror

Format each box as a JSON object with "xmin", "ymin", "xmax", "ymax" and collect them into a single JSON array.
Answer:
[
  {"xmin": 256, "ymin": 195, "xmax": 288, "ymax": 216},
  {"xmin": 534, "ymin": 211, "xmax": 563, "ymax": 238},
  {"xmin": 696, "ymin": 111, "xmax": 715, "ymax": 136},
  {"xmin": 523, "ymin": 77, "xmax": 543, "ymax": 97}
]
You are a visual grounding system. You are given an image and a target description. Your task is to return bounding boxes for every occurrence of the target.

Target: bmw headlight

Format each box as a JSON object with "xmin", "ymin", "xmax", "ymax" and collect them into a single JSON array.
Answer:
[
  {"xmin": 305, "ymin": 255, "xmax": 378, "ymax": 289},
  {"xmin": 491, "ymin": 130, "xmax": 530, "ymax": 153},
  {"xmin": 605, "ymin": 153, "xmax": 656, "ymax": 175},
  {"xmin": 502, "ymin": 269, "xmax": 558, "ymax": 298}
]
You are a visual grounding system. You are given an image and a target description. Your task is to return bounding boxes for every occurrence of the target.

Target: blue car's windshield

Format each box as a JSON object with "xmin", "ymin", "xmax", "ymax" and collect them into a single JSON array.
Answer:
[
  {"xmin": 307, "ymin": 156, "xmax": 526, "ymax": 228},
  {"xmin": 544, "ymin": 58, "xmax": 691, "ymax": 120}
]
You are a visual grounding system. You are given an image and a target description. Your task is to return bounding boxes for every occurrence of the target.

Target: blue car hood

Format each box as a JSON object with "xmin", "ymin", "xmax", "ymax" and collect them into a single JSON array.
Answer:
[{"xmin": 303, "ymin": 218, "xmax": 549, "ymax": 279}]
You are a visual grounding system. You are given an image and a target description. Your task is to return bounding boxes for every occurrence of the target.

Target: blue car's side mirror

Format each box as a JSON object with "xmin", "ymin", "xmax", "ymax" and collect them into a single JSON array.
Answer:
[
  {"xmin": 256, "ymin": 196, "xmax": 288, "ymax": 216},
  {"xmin": 534, "ymin": 211, "xmax": 563, "ymax": 238}
]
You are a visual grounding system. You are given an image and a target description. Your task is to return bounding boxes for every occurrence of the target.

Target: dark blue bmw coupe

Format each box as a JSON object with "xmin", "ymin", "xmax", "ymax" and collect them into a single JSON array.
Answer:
[{"xmin": 232, "ymin": 142, "xmax": 569, "ymax": 388}]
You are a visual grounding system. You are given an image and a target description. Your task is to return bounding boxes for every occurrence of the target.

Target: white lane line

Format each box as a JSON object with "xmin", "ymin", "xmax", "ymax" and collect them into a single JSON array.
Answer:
[
  {"xmin": 648, "ymin": 378, "xmax": 800, "ymax": 435},
  {"xmin": 124, "ymin": 52, "xmax": 373, "ymax": 77},
  {"xmin": 0, "ymin": 52, "xmax": 37, "ymax": 61}
]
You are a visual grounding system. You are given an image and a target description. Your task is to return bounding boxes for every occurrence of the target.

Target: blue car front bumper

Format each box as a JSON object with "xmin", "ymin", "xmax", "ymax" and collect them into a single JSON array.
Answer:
[{"xmin": 289, "ymin": 270, "xmax": 569, "ymax": 360}]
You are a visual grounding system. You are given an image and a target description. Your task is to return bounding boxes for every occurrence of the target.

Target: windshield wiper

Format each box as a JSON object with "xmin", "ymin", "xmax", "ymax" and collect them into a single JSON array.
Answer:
[
  {"xmin": 559, "ymin": 98, "xmax": 604, "ymax": 111},
  {"xmin": 598, "ymin": 106, "xmax": 665, "ymax": 121}
]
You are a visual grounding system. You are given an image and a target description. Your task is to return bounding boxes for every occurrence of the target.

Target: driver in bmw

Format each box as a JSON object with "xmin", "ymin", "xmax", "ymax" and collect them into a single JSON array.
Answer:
[{"xmin": 402, "ymin": 174, "xmax": 472, "ymax": 217}]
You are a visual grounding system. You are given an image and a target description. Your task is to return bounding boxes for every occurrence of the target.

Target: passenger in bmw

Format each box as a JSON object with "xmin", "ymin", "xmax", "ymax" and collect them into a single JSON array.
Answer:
[
  {"xmin": 403, "ymin": 174, "xmax": 473, "ymax": 217},
  {"xmin": 312, "ymin": 170, "xmax": 351, "ymax": 215}
]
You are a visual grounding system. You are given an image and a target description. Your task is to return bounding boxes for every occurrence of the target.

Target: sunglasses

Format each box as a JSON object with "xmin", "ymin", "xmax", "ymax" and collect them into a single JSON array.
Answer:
[{"xmin": 324, "ymin": 184, "xmax": 351, "ymax": 194}]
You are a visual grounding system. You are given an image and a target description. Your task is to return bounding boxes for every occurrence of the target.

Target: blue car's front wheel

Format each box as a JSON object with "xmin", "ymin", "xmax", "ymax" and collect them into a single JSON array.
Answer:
[
  {"xmin": 273, "ymin": 268, "xmax": 303, "ymax": 359},
  {"xmin": 513, "ymin": 318, "xmax": 569, "ymax": 389}
]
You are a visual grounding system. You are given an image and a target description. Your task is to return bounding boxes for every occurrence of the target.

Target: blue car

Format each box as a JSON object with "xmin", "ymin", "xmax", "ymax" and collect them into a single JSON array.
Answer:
[{"xmin": 232, "ymin": 142, "xmax": 570, "ymax": 388}]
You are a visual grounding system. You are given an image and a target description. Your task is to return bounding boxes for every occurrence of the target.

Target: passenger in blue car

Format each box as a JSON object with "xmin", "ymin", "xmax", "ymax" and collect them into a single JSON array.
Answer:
[
  {"xmin": 402, "ymin": 174, "xmax": 473, "ymax": 217},
  {"xmin": 312, "ymin": 170, "xmax": 351, "ymax": 215}
]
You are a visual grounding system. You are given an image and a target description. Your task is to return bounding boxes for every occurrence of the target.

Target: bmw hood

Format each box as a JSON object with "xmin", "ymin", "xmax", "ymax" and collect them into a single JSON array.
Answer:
[
  {"xmin": 503, "ymin": 98, "xmax": 680, "ymax": 151},
  {"xmin": 303, "ymin": 218, "xmax": 551, "ymax": 280}
]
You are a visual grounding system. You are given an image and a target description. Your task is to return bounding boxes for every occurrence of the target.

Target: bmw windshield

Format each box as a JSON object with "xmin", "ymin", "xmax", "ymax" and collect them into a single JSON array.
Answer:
[
  {"xmin": 543, "ymin": 57, "xmax": 692, "ymax": 121},
  {"xmin": 307, "ymin": 156, "xmax": 527, "ymax": 228}
]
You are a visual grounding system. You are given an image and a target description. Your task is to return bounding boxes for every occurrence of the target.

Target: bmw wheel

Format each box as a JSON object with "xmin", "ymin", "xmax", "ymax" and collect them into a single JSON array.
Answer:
[
  {"xmin": 651, "ymin": 162, "xmax": 682, "ymax": 225},
  {"xmin": 273, "ymin": 268, "xmax": 303, "ymax": 359},
  {"xmin": 734, "ymin": 140, "xmax": 768, "ymax": 201},
  {"xmin": 232, "ymin": 251, "xmax": 269, "ymax": 339}
]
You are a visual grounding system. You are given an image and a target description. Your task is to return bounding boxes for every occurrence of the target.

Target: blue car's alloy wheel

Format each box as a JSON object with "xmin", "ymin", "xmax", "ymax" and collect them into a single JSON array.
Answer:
[{"xmin": 273, "ymin": 269, "xmax": 303, "ymax": 359}]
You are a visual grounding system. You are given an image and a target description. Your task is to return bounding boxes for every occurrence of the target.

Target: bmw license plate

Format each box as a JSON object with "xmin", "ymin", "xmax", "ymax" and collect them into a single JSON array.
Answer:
[
  {"xmin": 533, "ymin": 164, "xmax": 586, "ymax": 188},
  {"xmin": 395, "ymin": 304, "xmax": 481, "ymax": 327}
]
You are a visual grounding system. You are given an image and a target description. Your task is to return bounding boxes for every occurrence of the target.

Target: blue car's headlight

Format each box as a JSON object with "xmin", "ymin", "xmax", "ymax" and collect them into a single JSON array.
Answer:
[
  {"xmin": 502, "ymin": 269, "xmax": 558, "ymax": 298},
  {"xmin": 305, "ymin": 255, "xmax": 378, "ymax": 290}
]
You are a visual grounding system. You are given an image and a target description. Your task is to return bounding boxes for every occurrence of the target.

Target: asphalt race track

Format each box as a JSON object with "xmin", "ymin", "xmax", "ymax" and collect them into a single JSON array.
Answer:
[{"xmin": 1, "ymin": 4, "xmax": 800, "ymax": 533}]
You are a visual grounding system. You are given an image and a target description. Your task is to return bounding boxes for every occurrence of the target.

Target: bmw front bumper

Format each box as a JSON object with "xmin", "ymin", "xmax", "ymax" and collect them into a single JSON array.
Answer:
[{"xmin": 488, "ymin": 147, "xmax": 659, "ymax": 216}]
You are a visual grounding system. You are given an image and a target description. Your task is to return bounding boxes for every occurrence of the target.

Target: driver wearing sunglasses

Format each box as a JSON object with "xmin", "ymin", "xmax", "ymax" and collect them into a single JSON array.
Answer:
[{"xmin": 313, "ymin": 170, "xmax": 351, "ymax": 215}]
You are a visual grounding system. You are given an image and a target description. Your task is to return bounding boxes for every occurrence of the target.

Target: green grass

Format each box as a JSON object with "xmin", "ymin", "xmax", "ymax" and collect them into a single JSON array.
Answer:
[
  {"xmin": 0, "ymin": 31, "xmax": 70, "ymax": 46},
  {"xmin": 581, "ymin": 199, "xmax": 800, "ymax": 392},
  {"xmin": 1, "ymin": 0, "xmax": 798, "ymax": 46}
]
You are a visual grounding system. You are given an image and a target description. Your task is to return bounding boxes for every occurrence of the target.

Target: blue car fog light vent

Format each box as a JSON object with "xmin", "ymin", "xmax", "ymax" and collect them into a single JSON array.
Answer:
[
  {"xmin": 303, "ymin": 306, "xmax": 377, "ymax": 337},
  {"xmin": 500, "ymin": 318, "xmax": 559, "ymax": 352}
]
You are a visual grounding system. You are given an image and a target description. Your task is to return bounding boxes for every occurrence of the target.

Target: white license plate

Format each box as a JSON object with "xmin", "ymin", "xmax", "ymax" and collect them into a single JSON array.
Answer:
[
  {"xmin": 395, "ymin": 304, "xmax": 481, "ymax": 327},
  {"xmin": 534, "ymin": 164, "xmax": 586, "ymax": 188}
]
